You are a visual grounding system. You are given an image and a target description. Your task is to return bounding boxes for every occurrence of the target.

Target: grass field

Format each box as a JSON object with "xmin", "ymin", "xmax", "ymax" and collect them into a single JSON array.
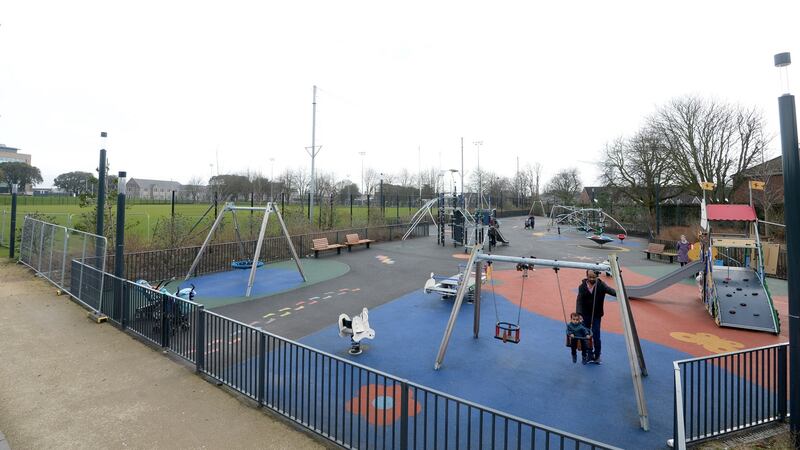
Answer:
[{"xmin": 0, "ymin": 201, "xmax": 425, "ymax": 250}]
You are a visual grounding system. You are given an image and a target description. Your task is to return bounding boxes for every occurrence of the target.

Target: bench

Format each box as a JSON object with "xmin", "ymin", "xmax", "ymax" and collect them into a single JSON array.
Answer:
[
  {"xmin": 312, "ymin": 238, "xmax": 345, "ymax": 258},
  {"xmin": 642, "ymin": 243, "xmax": 678, "ymax": 263},
  {"xmin": 345, "ymin": 233, "xmax": 375, "ymax": 252}
]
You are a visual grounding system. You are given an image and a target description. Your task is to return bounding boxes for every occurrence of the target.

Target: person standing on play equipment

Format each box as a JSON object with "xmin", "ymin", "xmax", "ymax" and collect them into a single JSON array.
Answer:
[
  {"xmin": 676, "ymin": 234, "xmax": 691, "ymax": 267},
  {"xmin": 566, "ymin": 312, "xmax": 593, "ymax": 364},
  {"xmin": 576, "ymin": 270, "xmax": 616, "ymax": 364}
]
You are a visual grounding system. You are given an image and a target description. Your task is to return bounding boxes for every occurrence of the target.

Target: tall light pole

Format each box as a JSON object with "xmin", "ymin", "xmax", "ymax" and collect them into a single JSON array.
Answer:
[
  {"xmin": 473, "ymin": 140, "xmax": 483, "ymax": 208},
  {"xmin": 307, "ymin": 85, "xmax": 321, "ymax": 224},
  {"xmin": 774, "ymin": 51, "xmax": 800, "ymax": 441},
  {"xmin": 359, "ymin": 151, "xmax": 366, "ymax": 196},
  {"xmin": 269, "ymin": 157, "xmax": 275, "ymax": 201}
]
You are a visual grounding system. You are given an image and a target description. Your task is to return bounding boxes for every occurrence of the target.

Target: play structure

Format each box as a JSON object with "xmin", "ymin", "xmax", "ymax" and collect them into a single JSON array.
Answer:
[
  {"xmin": 547, "ymin": 206, "xmax": 628, "ymax": 240},
  {"xmin": 698, "ymin": 204, "xmax": 780, "ymax": 334},
  {"xmin": 432, "ymin": 247, "xmax": 650, "ymax": 431},
  {"xmin": 337, "ymin": 307, "xmax": 375, "ymax": 355},
  {"xmin": 423, "ymin": 263, "xmax": 487, "ymax": 300},
  {"xmin": 528, "ymin": 199, "xmax": 546, "ymax": 218},
  {"xmin": 403, "ymin": 194, "xmax": 504, "ymax": 251},
  {"xmin": 185, "ymin": 202, "xmax": 306, "ymax": 297},
  {"xmin": 627, "ymin": 203, "xmax": 780, "ymax": 334}
]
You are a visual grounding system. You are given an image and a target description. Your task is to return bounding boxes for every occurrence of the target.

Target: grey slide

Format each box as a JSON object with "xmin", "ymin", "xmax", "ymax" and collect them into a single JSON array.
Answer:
[
  {"xmin": 627, "ymin": 259, "xmax": 704, "ymax": 299},
  {"xmin": 494, "ymin": 229, "xmax": 509, "ymax": 244}
]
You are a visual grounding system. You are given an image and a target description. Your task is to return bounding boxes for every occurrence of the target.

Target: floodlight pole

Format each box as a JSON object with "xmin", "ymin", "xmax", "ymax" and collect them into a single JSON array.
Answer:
[
  {"xmin": 307, "ymin": 85, "xmax": 320, "ymax": 225},
  {"xmin": 774, "ymin": 51, "xmax": 800, "ymax": 440},
  {"xmin": 114, "ymin": 171, "xmax": 127, "ymax": 325},
  {"xmin": 474, "ymin": 140, "xmax": 483, "ymax": 208}
]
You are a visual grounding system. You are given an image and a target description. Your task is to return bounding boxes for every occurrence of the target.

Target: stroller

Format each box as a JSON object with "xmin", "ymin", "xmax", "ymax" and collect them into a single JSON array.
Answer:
[{"xmin": 133, "ymin": 280, "xmax": 195, "ymax": 336}]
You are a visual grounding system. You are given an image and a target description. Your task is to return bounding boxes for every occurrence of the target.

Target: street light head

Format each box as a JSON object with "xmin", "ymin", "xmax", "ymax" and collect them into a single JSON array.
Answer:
[
  {"xmin": 774, "ymin": 52, "xmax": 792, "ymax": 94},
  {"xmin": 775, "ymin": 52, "xmax": 791, "ymax": 68},
  {"xmin": 100, "ymin": 131, "xmax": 107, "ymax": 138}
]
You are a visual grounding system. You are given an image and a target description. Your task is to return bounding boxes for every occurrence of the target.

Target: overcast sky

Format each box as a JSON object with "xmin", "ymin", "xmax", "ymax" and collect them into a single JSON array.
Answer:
[{"xmin": 1, "ymin": 1, "xmax": 798, "ymax": 190}]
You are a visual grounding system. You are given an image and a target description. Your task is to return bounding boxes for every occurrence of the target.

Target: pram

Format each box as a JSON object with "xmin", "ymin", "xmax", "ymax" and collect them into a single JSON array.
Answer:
[{"xmin": 133, "ymin": 280, "xmax": 195, "ymax": 336}]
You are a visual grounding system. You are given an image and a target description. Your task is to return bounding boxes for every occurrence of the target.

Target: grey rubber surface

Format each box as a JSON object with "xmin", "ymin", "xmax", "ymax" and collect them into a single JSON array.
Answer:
[
  {"xmin": 213, "ymin": 216, "xmax": 658, "ymax": 340},
  {"xmin": 627, "ymin": 259, "xmax": 704, "ymax": 298},
  {"xmin": 715, "ymin": 267, "xmax": 778, "ymax": 333}
]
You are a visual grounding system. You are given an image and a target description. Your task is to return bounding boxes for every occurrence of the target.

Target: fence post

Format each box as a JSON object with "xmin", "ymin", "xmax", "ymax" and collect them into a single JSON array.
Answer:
[
  {"xmin": 400, "ymin": 380, "xmax": 409, "ymax": 450},
  {"xmin": 257, "ymin": 332, "xmax": 266, "ymax": 406},
  {"xmin": 367, "ymin": 195, "xmax": 371, "ymax": 225},
  {"xmin": 161, "ymin": 294, "xmax": 170, "ymax": 348},
  {"xmin": 196, "ymin": 306, "xmax": 205, "ymax": 373},
  {"xmin": 778, "ymin": 344, "xmax": 788, "ymax": 420}
]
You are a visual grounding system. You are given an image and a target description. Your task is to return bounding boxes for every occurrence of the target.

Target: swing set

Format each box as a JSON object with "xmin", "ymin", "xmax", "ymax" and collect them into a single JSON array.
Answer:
[{"xmin": 433, "ymin": 248, "xmax": 651, "ymax": 431}]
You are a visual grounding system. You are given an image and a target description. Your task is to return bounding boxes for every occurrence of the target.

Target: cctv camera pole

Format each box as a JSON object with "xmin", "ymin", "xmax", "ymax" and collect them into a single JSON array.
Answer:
[
  {"xmin": 114, "ymin": 171, "xmax": 127, "ymax": 327},
  {"xmin": 775, "ymin": 52, "xmax": 800, "ymax": 440},
  {"xmin": 9, "ymin": 183, "xmax": 18, "ymax": 258}
]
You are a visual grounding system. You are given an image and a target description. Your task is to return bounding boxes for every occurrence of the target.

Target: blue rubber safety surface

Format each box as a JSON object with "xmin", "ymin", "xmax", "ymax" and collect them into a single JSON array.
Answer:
[
  {"xmin": 185, "ymin": 267, "xmax": 304, "ymax": 299},
  {"xmin": 300, "ymin": 289, "xmax": 688, "ymax": 449}
]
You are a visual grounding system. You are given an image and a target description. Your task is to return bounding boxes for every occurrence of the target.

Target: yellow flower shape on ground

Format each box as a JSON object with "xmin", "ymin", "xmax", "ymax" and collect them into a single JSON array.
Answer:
[{"xmin": 670, "ymin": 332, "xmax": 745, "ymax": 353}]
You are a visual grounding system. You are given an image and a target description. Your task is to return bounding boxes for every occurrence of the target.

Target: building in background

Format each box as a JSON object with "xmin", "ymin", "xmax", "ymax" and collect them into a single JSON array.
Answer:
[
  {"xmin": 0, "ymin": 144, "xmax": 34, "ymax": 194},
  {"xmin": 126, "ymin": 178, "xmax": 183, "ymax": 201}
]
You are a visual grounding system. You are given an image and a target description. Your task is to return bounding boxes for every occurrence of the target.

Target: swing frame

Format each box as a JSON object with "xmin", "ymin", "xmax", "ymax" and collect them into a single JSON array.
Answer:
[
  {"xmin": 433, "ymin": 250, "xmax": 651, "ymax": 431},
  {"xmin": 184, "ymin": 202, "xmax": 307, "ymax": 297}
]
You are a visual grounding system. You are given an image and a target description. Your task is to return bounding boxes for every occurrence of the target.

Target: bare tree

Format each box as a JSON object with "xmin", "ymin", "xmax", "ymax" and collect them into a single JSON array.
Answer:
[
  {"xmin": 524, "ymin": 163, "xmax": 543, "ymax": 199},
  {"xmin": 395, "ymin": 168, "xmax": 412, "ymax": 187},
  {"xmin": 600, "ymin": 130, "xmax": 678, "ymax": 229},
  {"xmin": 363, "ymin": 168, "xmax": 379, "ymax": 195},
  {"xmin": 184, "ymin": 175, "xmax": 206, "ymax": 202},
  {"xmin": 652, "ymin": 96, "xmax": 767, "ymax": 202},
  {"xmin": 545, "ymin": 168, "xmax": 582, "ymax": 205}
]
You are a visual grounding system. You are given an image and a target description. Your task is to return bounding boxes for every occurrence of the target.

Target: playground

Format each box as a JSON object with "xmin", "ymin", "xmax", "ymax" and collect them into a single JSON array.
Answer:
[{"xmin": 165, "ymin": 210, "xmax": 788, "ymax": 449}]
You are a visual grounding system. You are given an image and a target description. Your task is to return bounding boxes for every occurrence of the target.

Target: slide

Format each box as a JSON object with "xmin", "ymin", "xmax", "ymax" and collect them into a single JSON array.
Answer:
[
  {"xmin": 627, "ymin": 259, "xmax": 703, "ymax": 299},
  {"xmin": 494, "ymin": 228, "xmax": 509, "ymax": 245}
]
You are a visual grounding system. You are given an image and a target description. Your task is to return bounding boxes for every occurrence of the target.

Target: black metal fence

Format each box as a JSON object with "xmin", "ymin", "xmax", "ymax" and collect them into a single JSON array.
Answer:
[
  {"xmin": 112, "ymin": 221, "xmax": 430, "ymax": 282},
  {"xmin": 673, "ymin": 343, "xmax": 787, "ymax": 448}
]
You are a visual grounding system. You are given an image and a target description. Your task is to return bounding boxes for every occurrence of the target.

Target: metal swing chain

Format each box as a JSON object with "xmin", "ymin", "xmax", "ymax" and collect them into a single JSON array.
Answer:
[
  {"xmin": 554, "ymin": 267, "xmax": 569, "ymax": 326},
  {"xmin": 515, "ymin": 269, "xmax": 526, "ymax": 326},
  {"xmin": 489, "ymin": 262, "xmax": 501, "ymax": 323}
]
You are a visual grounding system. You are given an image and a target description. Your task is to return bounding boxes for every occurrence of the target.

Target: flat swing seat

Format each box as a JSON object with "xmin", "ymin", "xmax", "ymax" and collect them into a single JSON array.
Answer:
[
  {"xmin": 231, "ymin": 259, "xmax": 265, "ymax": 269},
  {"xmin": 494, "ymin": 322, "xmax": 520, "ymax": 344}
]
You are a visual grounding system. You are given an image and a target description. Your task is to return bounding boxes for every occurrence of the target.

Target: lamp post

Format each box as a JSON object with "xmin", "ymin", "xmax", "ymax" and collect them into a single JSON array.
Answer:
[
  {"xmin": 473, "ymin": 140, "xmax": 483, "ymax": 208},
  {"xmin": 655, "ymin": 173, "xmax": 661, "ymax": 237},
  {"xmin": 359, "ymin": 151, "xmax": 366, "ymax": 198},
  {"xmin": 380, "ymin": 173, "xmax": 384, "ymax": 217},
  {"xmin": 774, "ymin": 51, "xmax": 800, "ymax": 441}
]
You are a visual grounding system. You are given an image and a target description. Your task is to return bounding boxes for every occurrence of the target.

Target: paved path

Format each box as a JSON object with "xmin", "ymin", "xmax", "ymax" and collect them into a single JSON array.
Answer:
[{"xmin": 0, "ymin": 259, "xmax": 325, "ymax": 449}]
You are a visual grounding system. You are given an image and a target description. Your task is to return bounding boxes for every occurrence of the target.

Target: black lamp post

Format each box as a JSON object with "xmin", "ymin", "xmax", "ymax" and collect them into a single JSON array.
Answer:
[
  {"xmin": 9, "ymin": 183, "xmax": 18, "ymax": 258},
  {"xmin": 775, "ymin": 51, "xmax": 800, "ymax": 440},
  {"xmin": 655, "ymin": 174, "xmax": 661, "ymax": 237}
]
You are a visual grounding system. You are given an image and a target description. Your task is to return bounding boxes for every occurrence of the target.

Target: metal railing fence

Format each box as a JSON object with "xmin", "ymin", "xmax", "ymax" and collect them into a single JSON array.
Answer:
[
  {"xmin": 18, "ymin": 218, "xmax": 616, "ymax": 449},
  {"xmin": 111, "ymin": 221, "xmax": 430, "ymax": 282},
  {"xmin": 673, "ymin": 343, "xmax": 788, "ymax": 449},
  {"xmin": 18, "ymin": 217, "xmax": 108, "ymax": 314}
]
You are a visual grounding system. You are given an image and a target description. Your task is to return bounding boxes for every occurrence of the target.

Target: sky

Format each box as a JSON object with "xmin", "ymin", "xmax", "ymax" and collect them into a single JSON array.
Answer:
[{"xmin": 1, "ymin": 1, "xmax": 799, "ymax": 190}]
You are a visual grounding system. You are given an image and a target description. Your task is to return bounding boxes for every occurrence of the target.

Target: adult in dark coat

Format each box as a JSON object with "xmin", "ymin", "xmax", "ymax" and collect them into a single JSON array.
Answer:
[{"xmin": 575, "ymin": 270, "xmax": 616, "ymax": 363}]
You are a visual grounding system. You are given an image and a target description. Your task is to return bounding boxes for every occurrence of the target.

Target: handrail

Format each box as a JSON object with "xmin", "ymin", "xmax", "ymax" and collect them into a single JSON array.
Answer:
[
  {"xmin": 672, "ymin": 361, "xmax": 687, "ymax": 450},
  {"xmin": 673, "ymin": 341, "xmax": 788, "ymax": 364}
]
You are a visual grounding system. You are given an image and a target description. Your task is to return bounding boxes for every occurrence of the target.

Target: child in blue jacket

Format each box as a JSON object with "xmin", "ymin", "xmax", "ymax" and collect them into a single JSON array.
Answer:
[{"xmin": 567, "ymin": 312, "xmax": 593, "ymax": 364}]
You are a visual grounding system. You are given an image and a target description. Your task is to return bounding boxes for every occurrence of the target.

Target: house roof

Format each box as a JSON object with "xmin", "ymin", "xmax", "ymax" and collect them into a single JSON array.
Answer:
[
  {"xmin": 739, "ymin": 156, "xmax": 783, "ymax": 177},
  {"xmin": 706, "ymin": 204, "xmax": 757, "ymax": 222}
]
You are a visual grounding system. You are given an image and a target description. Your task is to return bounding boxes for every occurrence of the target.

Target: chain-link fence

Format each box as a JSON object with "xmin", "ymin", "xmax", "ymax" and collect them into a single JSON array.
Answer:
[{"xmin": 18, "ymin": 216, "xmax": 108, "ymax": 313}]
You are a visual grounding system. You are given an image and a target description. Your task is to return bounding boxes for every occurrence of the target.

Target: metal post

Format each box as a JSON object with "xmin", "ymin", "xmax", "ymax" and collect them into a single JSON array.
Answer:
[
  {"xmin": 350, "ymin": 193, "xmax": 353, "ymax": 227},
  {"xmin": 9, "ymin": 184, "xmax": 17, "ymax": 258},
  {"xmin": 367, "ymin": 194, "xmax": 371, "ymax": 224},
  {"xmin": 775, "ymin": 54, "xmax": 800, "ymax": 437},
  {"xmin": 778, "ymin": 344, "xmax": 788, "ymax": 419},
  {"xmin": 114, "ymin": 171, "xmax": 127, "ymax": 324},
  {"xmin": 96, "ymin": 134, "xmax": 107, "ymax": 238},
  {"xmin": 309, "ymin": 85, "xmax": 318, "ymax": 225},
  {"xmin": 257, "ymin": 333, "xmax": 266, "ymax": 405},
  {"xmin": 474, "ymin": 261, "xmax": 482, "ymax": 338},
  {"xmin": 245, "ymin": 206, "xmax": 271, "ymax": 297},
  {"xmin": 195, "ymin": 306, "xmax": 205, "ymax": 373},
  {"xmin": 655, "ymin": 175, "xmax": 662, "ymax": 237},
  {"xmin": 171, "ymin": 190, "xmax": 176, "ymax": 217},
  {"xmin": 400, "ymin": 380, "xmax": 409, "ymax": 449}
]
